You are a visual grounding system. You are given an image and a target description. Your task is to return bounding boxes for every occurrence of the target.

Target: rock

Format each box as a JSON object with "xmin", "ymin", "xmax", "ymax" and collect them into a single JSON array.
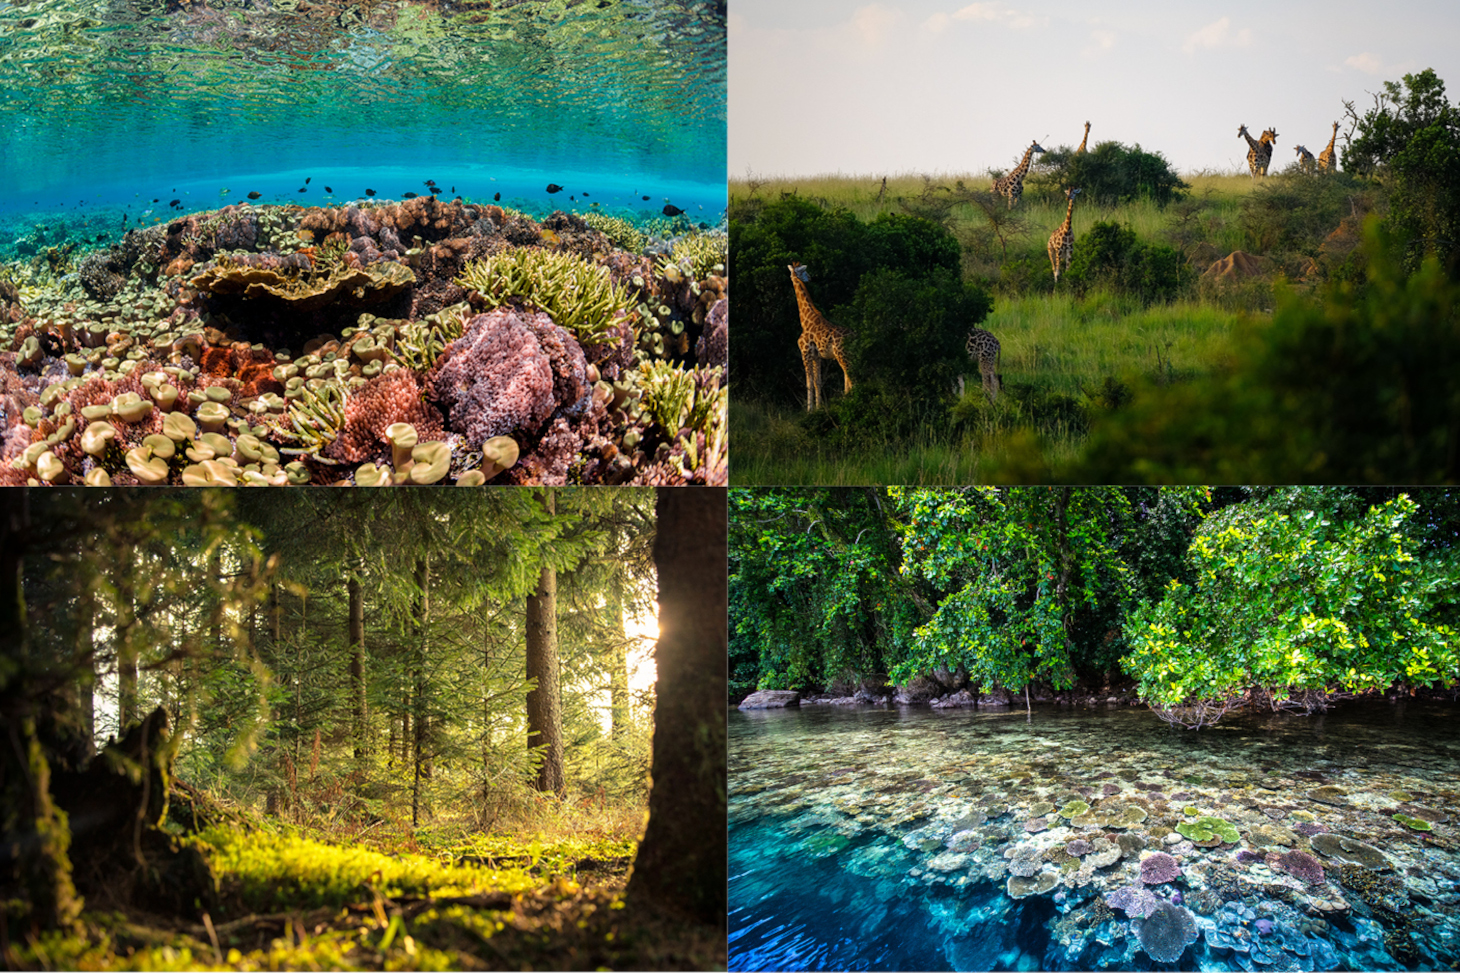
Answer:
[
  {"xmin": 895, "ymin": 674, "xmax": 943, "ymax": 704},
  {"xmin": 738, "ymin": 690, "xmax": 801, "ymax": 710},
  {"xmin": 1204, "ymin": 250, "xmax": 1272, "ymax": 281},
  {"xmin": 931, "ymin": 689, "xmax": 977, "ymax": 709}
]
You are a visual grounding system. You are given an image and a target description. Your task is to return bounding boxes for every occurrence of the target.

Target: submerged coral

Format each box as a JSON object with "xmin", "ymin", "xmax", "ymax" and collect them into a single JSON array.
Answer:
[{"xmin": 1134, "ymin": 900, "xmax": 1199, "ymax": 963}]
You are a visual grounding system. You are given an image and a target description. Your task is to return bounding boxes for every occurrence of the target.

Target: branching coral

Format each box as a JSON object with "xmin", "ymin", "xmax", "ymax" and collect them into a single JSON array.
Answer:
[
  {"xmin": 582, "ymin": 213, "xmax": 646, "ymax": 254},
  {"xmin": 668, "ymin": 231, "xmax": 728, "ymax": 280},
  {"xmin": 456, "ymin": 250, "xmax": 631, "ymax": 348}
]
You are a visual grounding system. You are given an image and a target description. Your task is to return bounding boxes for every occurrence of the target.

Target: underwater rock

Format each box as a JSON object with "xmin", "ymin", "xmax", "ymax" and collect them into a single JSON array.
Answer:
[
  {"xmin": 738, "ymin": 690, "xmax": 801, "ymax": 710},
  {"xmin": 1140, "ymin": 851, "xmax": 1182, "ymax": 885},
  {"xmin": 1133, "ymin": 900, "xmax": 1199, "ymax": 963},
  {"xmin": 930, "ymin": 689, "xmax": 977, "ymax": 708},
  {"xmin": 1307, "ymin": 786, "xmax": 1349, "ymax": 806}
]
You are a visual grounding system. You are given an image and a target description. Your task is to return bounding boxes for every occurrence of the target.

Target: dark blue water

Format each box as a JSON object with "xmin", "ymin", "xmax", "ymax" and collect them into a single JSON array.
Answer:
[
  {"xmin": 729, "ymin": 701, "xmax": 1460, "ymax": 972},
  {"xmin": 0, "ymin": 0, "xmax": 725, "ymax": 245}
]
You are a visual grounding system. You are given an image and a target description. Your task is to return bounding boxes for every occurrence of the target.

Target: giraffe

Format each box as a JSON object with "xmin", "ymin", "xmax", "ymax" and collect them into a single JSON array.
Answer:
[
  {"xmin": 1294, "ymin": 144, "xmax": 1316, "ymax": 174},
  {"xmin": 1048, "ymin": 187, "xmax": 1082, "ymax": 283},
  {"xmin": 1238, "ymin": 124, "xmax": 1270, "ymax": 179},
  {"xmin": 787, "ymin": 261, "xmax": 853, "ymax": 411},
  {"xmin": 992, "ymin": 141, "xmax": 1045, "ymax": 209},
  {"xmin": 957, "ymin": 328, "xmax": 1002, "ymax": 401},
  {"xmin": 1318, "ymin": 121, "xmax": 1339, "ymax": 173},
  {"xmin": 1258, "ymin": 127, "xmax": 1279, "ymax": 176},
  {"xmin": 1077, "ymin": 121, "xmax": 1090, "ymax": 154}
]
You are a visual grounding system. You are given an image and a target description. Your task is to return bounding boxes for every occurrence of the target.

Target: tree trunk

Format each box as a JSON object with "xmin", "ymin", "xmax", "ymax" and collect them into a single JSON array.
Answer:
[
  {"xmin": 412, "ymin": 554, "xmax": 429, "ymax": 827},
  {"xmin": 117, "ymin": 548, "xmax": 137, "ymax": 731},
  {"xmin": 525, "ymin": 489, "xmax": 565, "ymax": 797},
  {"xmin": 626, "ymin": 488, "xmax": 727, "ymax": 928},
  {"xmin": 348, "ymin": 573, "xmax": 366, "ymax": 762},
  {"xmin": 609, "ymin": 570, "xmax": 630, "ymax": 738}
]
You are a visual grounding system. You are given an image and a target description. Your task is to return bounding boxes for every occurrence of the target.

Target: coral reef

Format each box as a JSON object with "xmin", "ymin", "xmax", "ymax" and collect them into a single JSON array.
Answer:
[
  {"xmin": 1133, "ymin": 899, "xmax": 1199, "ymax": 963},
  {"xmin": 1139, "ymin": 851, "xmax": 1182, "ymax": 885},
  {"xmin": 1273, "ymin": 849, "xmax": 1326, "ymax": 885}
]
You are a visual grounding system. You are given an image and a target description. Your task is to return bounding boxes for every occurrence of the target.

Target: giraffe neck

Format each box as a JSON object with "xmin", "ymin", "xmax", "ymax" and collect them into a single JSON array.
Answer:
[
  {"xmin": 1078, "ymin": 124, "xmax": 1089, "ymax": 153},
  {"xmin": 1011, "ymin": 145, "xmax": 1037, "ymax": 179},
  {"xmin": 1325, "ymin": 125, "xmax": 1338, "ymax": 154},
  {"xmin": 1060, "ymin": 195, "xmax": 1077, "ymax": 232},
  {"xmin": 790, "ymin": 276, "xmax": 821, "ymax": 326},
  {"xmin": 1240, "ymin": 129, "xmax": 1261, "ymax": 151}
]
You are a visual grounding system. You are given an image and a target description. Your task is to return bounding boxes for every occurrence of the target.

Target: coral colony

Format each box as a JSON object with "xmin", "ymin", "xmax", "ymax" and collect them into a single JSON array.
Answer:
[{"xmin": 0, "ymin": 196, "xmax": 727, "ymax": 485}]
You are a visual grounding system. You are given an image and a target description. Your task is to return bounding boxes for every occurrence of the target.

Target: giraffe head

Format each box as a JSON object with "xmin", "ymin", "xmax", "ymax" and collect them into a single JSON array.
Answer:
[
  {"xmin": 1238, "ymin": 124, "xmax": 1250, "ymax": 139},
  {"xmin": 1260, "ymin": 127, "xmax": 1279, "ymax": 144},
  {"xmin": 1030, "ymin": 141, "xmax": 1046, "ymax": 154},
  {"xmin": 1064, "ymin": 187, "xmax": 1082, "ymax": 203},
  {"xmin": 1294, "ymin": 144, "xmax": 1308, "ymax": 156},
  {"xmin": 788, "ymin": 261, "xmax": 811, "ymax": 284}
]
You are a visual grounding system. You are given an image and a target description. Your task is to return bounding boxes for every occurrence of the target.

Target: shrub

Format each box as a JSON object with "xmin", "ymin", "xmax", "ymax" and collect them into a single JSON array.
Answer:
[
  {"xmin": 1031, "ymin": 141, "xmax": 1189, "ymax": 207},
  {"xmin": 1064, "ymin": 221, "xmax": 1193, "ymax": 302}
]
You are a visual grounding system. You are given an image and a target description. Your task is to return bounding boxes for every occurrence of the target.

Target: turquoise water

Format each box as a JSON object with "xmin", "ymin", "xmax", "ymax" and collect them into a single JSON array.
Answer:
[
  {"xmin": 0, "ymin": 0, "xmax": 726, "ymax": 241},
  {"xmin": 729, "ymin": 702, "xmax": 1460, "ymax": 972}
]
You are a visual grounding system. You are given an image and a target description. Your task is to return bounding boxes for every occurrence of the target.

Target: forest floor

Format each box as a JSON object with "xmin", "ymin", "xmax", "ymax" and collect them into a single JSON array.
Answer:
[{"xmin": 9, "ymin": 812, "xmax": 726, "ymax": 971}]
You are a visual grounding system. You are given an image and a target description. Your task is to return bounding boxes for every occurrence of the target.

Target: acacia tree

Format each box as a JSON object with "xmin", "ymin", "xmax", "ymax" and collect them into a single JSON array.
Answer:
[{"xmin": 1124, "ymin": 493, "xmax": 1460, "ymax": 727}]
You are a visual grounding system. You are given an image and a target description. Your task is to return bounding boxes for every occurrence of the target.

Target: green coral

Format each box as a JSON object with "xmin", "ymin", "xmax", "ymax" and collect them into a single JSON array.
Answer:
[
  {"xmin": 456, "ymin": 249, "xmax": 631, "ymax": 347},
  {"xmin": 1058, "ymin": 800, "xmax": 1090, "ymax": 819},
  {"xmin": 636, "ymin": 361, "xmax": 721, "ymax": 437},
  {"xmin": 1393, "ymin": 813, "xmax": 1432, "ymax": 832},
  {"xmin": 668, "ymin": 231, "xmax": 727, "ymax": 279},
  {"xmin": 582, "ymin": 213, "xmax": 646, "ymax": 253},
  {"xmin": 1175, "ymin": 816, "xmax": 1240, "ymax": 844}
]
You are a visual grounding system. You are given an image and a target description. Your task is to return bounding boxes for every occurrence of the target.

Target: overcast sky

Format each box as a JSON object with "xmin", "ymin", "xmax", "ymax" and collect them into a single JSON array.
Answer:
[{"xmin": 729, "ymin": 0, "xmax": 1460, "ymax": 177}]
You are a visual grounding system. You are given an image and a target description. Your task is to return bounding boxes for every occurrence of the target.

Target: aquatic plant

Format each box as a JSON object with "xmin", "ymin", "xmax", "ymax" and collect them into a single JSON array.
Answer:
[
  {"xmin": 1133, "ymin": 900, "xmax": 1199, "ymax": 963},
  {"xmin": 456, "ymin": 249, "xmax": 631, "ymax": 348}
]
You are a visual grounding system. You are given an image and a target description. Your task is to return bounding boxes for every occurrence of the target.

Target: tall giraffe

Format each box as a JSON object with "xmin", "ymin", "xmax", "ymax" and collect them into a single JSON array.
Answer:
[
  {"xmin": 959, "ymin": 328, "xmax": 1002, "ymax": 401},
  {"xmin": 1048, "ymin": 187, "xmax": 1082, "ymax": 283},
  {"xmin": 1238, "ymin": 124, "xmax": 1267, "ymax": 179},
  {"xmin": 992, "ymin": 141, "xmax": 1045, "ymax": 209},
  {"xmin": 1077, "ymin": 121, "xmax": 1090, "ymax": 154},
  {"xmin": 1318, "ymin": 121, "xmax": 1339, "ymax": 173},
  {"xmin": 1294, "ymin": 144, "xmax": 1316, "ymax": 174},
  {"xmin": 787, "ymin": 262, "xmax": 853, "ymax": 411}
]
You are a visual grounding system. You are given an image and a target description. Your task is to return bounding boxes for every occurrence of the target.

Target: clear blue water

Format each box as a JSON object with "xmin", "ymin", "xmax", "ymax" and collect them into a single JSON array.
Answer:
[
  {"xmin": 0, "ymin": 0, "xmax": 725, "ymax": 245},
  {"xmin": 729, "ymin": 701, "xmax": 1460, "ymax": 972}
]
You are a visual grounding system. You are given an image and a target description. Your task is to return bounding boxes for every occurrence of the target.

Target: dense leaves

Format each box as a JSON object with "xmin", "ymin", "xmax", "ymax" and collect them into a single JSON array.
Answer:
[{"xmin": 1031, "ymin": 141, "xmax": 1189, "ymax": 207}]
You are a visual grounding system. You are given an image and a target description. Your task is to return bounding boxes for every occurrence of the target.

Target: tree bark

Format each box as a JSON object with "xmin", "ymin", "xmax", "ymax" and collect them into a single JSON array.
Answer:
[
  {"xmin": 609, "ymin": 570, "xmax": 630, "ymax": 738},
  {"xmin": 117, "ymin": 548, "xmax": 137, "ymax": 731},
  {"xmin": 412, "ymin": 554, "xmax": 429, "ymax": 827},
  {"xmin": 626, "ymin": 488, "xmax": 727, "ymax": 928},
  {"xmin": 348, "ymin": 573, "xmax": 366, "ymax": 762},
  {"xmin": 525, "ymin": 489, "xmax": 565, "ymax": 797}
]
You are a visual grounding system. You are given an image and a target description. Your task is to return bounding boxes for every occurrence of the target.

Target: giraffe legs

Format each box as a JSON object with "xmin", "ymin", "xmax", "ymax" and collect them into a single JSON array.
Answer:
[{"xmin": 799, "ymin": 334, "xmax": 822, "ymax": 411}]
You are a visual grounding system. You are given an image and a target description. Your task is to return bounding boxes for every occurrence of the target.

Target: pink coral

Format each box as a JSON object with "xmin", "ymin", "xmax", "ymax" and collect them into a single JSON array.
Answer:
[
  {"xmin": 327, "ymin": 368, "xmax": 444, "ymax": 463},
  {"xmin": 1274, "ymin": 850, "xmax": 1326, "ymax": 885},
  {"xmin": 426, "ymin": 309, "xmax": 588, "ymax": 445},
  {"xmin": 1139, "ymin": 851, "xmax": 1181, "ymax": 885},
  {"xmin": 697, "ymin": 297, "xmax": 727, "ymax": 371}
]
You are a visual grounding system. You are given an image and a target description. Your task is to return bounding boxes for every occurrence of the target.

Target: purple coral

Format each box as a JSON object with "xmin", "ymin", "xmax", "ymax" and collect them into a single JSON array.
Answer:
[
  {"xmin": 1255, "ymin": 919, "xmax": 1273, "ymax": 935},
  {"xmin": 1102, "ymin": 784, "xmax": 1121, "ymax": 797},
  {"xmin": 1294, "ymin": 822, "xmax": 1328, "ymax": 836},
  {"xmin": 1236, "ymin": 850, "xmax": 1264, "ymax": 865},
  {"xmin": 1140, "ymin": 852, "xmax": 1182, "ymax": 885},
  {"xmin": 1134, "ymin": 900, "xmax": 1199, "ymax": 963},
  {"xmin": 696, "ymin": 297, "xmax": 727, "ymax": 370},
  {"xmin": 426, "ymin": 308, "xmax": 589, "ymax": 444},
  {"xmin": 1023, "ymin": 816, "xmax": 1049, "ymax": 833},
  {"xmin": 1106, "ymin": 885, "xmax": 1161, "ymax": 918},
  {"xmin": 1274, "ymin": 850, "xmax": 1326, "ymax": 886}
]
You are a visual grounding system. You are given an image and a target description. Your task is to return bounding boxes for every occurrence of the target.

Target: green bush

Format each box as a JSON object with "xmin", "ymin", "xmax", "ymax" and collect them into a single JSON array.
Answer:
[
  {"xmin": 1031, "ymin": 141, "xmax": 1189, "ymax": 207},
  {"xmin": 1064, "ymin": 221, "xmax": 1193, "ymax": 302},
  {"xmin": 729, "ymin": 196, "xmax": 964, "ymax": 403},
  {"xmin": 1237, "ymin": 171, "xmax": 1363, "ymax": 257}
]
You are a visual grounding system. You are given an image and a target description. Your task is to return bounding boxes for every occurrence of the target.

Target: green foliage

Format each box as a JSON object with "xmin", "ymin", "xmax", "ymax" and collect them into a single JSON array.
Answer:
[
  {"xmin": 456, "ymin": 250, "xmax": 631, "ymax": 346},
  {"xmin": 1237, "ymin": 171, "xmax": 1361, "ymax": 257},
  {"xmin": 728, "ymin": 195, "xmax": 963, "ymax": 402},
  {"xmin": 836, "ymin": 266, "xmax": 994, "ymax": 410},
  {"xmin": 1347, "ymin": 68, "xmax": 1460, "ymax": 272},
  {"xmin": 1064, "ymin": 221, "xmax": 1193, "ymax": 303},
  {"xmin": 1123, "ymin": 495, "xmax": 1460, "ymax": 713},
  {"xmin": 1065, "ymin": 219, "xmax": 1460, "ymax": 483},
  {"xmin": 1032, "ymin": 141, "xmax": 1189, "ymax": 207}
]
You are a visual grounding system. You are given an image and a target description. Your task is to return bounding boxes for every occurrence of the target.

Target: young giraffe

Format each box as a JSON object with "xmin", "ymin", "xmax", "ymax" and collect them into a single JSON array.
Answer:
[
  {"xmin": 959, "ymin": 328, "xmax": 1002, "ymax": 401},
  {"xmin": 992, "ymin": 141, "xmax": 1045, "ymax": 209},
  {"xmin": 1318, "ymin": 121, "xmax": 1339, "ymax": 173},
  {"xmin": 1077, "ymin": 121, "xmax": 1090, "ymax": 154},
  {"xmin": 1238, "ymin": 124, "xmax": 1270, "ymax": 178},
  {"xmin": 787, "ymin": 261, "xmax": 853, "ymax": 411},
  {"xmin": 1048, "ymin": 187, "xmax": 1082, "ymax": 283},
  {"xmin": 1294, "ymin": 143, "xmax": 1316, "ymax": 174}
]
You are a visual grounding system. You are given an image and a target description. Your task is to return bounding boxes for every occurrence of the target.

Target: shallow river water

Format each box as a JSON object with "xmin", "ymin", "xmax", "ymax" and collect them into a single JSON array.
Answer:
[{"xmin": 728, "ymin": 700, "xmax": 1460, "ymax": 972}]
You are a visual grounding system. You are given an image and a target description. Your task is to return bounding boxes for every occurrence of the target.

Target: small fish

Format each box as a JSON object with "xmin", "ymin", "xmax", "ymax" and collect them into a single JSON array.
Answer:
[
  {"xmin": 451, "ymin": 186, "xmax": 456, "ymax": 194},
  {"xmin": 305, "ymin": 176, "xmax": 312, "ymax": 184},
  {"xmin": 220, "ymin": 188, "xmax": 230, "ymax": 196},
  {"xmin": 248, "ymin": 191, "xmax": 262, "ymax": 200},
  {"xmin": 170, "ymin": 199, "xmax": 181, "ymax": 207},
  {"xmin": 494, "ymin": 192, "xmax": 501, "ymax": 201},
  {"xmin": 570, "ymin": 195, "xmax": 576, "ymax": 201},
  {"xmin": 325, "ymin": 186, "xmax": 333, "ymax": 193},
  {"xmin": 642, "ymin": 195, "xmax": 650, "ymax": 201},
  {"xmin": 425, "ymin": 179, "xmax": 436, "ymax": 186},
  {"xmin": 429, "ymin": 186, "xmax": 442, "ymax": 195},
  {"xmin": 122, "ymin": 214, "xmax": 128, "ymax": 223},
  {"xmin": 546, "ymin": 183, "xmax": 563, "ymax": 193},
  {"xmin": 404, "ymin": 192, "xmax": 418, "ymax": 198},
  {"xmin": 298, "ymin": 187, "xmax": 307, "ymax": 193},
  {"xmin": 582, "ymin": 191, "xmax": 589, "ymax": 197},
  {"xmin": 365, "ymin": 188, "xmax": 377, "ymax": 196},
  {"xmin": 663, "ymin": 203, "xmax": 683, "ymax": 216},
  {"xmin": 152, "ymin": 198, "xmax": 159, "ymax": 202}
]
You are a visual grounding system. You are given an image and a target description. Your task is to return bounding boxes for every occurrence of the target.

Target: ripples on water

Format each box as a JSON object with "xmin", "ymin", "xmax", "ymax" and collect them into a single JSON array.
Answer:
[
  {"xmin": 0, "ymin": 0, "xmax": 726, "ymax": 230},
  {"xmin": 729, "ymin": 702, "xmax": 1460, "ymax": 971}
]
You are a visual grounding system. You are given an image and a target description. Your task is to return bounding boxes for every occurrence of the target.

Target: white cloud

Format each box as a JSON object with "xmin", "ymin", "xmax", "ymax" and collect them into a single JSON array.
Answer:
[
  {"xmin": 1344, "ymin": 52, "xmax": 1385, "ymax": 75},
  {"xmin": 846, "ymin": 4, "xmax": 903, "ymax": 48},
  {"xmin": 939, "ymin": 2, "xmax": 1048, "ymax": 30},
  {"xmin": 1182, "ymin": 16, "xmax": 1253, "ymax": 55},
  {"xmin": 1082, "ymin": 28, "xmax": 1116, "ymax": 56}
]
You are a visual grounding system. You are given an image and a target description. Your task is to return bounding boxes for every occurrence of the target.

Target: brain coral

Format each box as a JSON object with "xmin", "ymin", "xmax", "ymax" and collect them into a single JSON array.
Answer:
[
  {"xmin": 1135, "ymin": 900, "xmax": 1199, "ymax": 963},
  {"xmin": 426, "ymin": 308, "xmax": 589, "ymax": 445},
  {"xmin": 1140, "ymin": 851, "xmax": 1182, "ymax": 885}
]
